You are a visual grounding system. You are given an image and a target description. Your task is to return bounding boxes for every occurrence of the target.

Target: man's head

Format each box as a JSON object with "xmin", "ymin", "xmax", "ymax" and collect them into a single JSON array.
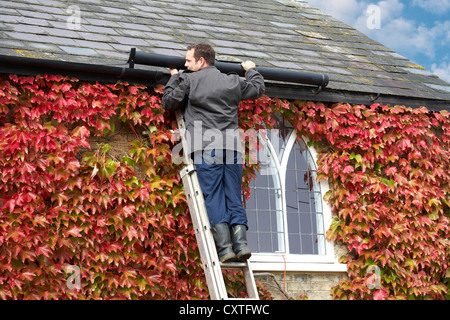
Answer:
[{"xmin": 185, "ymin": 43, "xmax": 215, "ymax": 71}]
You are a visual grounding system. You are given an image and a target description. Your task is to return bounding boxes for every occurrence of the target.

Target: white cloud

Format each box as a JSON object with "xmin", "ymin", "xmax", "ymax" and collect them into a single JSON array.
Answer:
[
  {"xmin": 305, "ymin": 0, "xmax": 404, "ymax": 26},
  {"xmin": 304, "ymin": 0, "xmax": 367, "ymax": 25},
  {"xmin": 431, "ymin": 61, "xmax": 450, "ymax": 83},
  {"xmin": 412, "ymin": 0, "xmax": 450, "ymax": 14},
  {"xmin": 359, "ymin": 17, "xmax": 443, "ymax": 60},
  {"xmin": 377, "ymin": 0, "xmax": 405, "ymax": 20}
]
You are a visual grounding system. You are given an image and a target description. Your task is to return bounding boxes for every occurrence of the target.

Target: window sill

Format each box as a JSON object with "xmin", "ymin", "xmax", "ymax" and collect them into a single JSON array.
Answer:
[{"xmin": 249, "ymin": 254, "xmax": 347, "ymax": 273}]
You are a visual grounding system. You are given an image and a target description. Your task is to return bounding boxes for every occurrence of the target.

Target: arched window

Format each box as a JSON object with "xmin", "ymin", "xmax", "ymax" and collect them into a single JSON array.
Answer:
[{"xmin": 245, "ymin": 126, "xmax": 340, "ymax": 270}]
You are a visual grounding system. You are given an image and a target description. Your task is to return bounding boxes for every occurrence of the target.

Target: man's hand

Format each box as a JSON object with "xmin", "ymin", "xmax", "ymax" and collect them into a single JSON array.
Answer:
[
  {"xmin": 241, "ymin": 61, "xmax": 256, "ymax": 71},
  {"xmin": 169, "ymin": 68, "xmax": 179, "ymax": 76}
]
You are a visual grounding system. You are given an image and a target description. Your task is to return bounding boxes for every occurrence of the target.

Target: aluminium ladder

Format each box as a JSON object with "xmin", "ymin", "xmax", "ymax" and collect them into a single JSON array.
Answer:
[{"xmin": 175, "ymin": 110, "xmax": 259, "ymax": 300}]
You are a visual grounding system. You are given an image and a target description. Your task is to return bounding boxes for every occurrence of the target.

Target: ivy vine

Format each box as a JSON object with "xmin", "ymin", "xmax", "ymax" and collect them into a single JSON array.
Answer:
[{"xmin": 0, "ymin": 74, "xmax": 448, "ymax": 300}]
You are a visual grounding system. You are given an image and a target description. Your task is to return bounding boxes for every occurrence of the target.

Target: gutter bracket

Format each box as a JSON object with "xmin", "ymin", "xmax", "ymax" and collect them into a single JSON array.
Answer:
[
  {"xmin": 370, "ymin": 92, "xmax": 381, "ymax": 102},
  {"xmin": 312, "ymin": 85, "xmax": 323, "ymax": 95},
  {"xmin": 128, "ymin": 47, "xmax": 136, "ymax": 69}
]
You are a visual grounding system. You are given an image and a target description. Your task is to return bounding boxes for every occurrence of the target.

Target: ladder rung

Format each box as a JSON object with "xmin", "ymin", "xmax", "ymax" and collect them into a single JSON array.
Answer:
[{"xmin": 220, "ymin": 262, "xmax": 247, "ymax": 269}]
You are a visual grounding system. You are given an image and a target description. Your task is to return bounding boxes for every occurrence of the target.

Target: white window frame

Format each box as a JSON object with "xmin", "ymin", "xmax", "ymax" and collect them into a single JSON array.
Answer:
[{"xmin": 248, "ymin": 130, "xmax": 346, "ymax": 272}]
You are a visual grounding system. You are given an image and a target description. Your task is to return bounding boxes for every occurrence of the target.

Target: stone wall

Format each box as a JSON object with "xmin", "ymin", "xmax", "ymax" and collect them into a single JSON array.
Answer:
[
  {"xmin": 84, "ymin": 116, "xmax": 139, "ymax": 159},
  {"xmin": 255, "ymin": 271, "xmax": 347, "ymax": 300}
]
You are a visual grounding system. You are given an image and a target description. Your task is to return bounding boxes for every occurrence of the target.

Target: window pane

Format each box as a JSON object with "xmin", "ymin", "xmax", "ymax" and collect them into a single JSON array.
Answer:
[
  {"xmin": 288, "ymin": 233, "xmax": 301, "ymax": 254},
  {"xmin": 246, "ymin": 132, "xmax": 326, "ymax": 256},
  {"xmin": 287, "ymin": 212, "xmax": 299, "ymax": 233},
  {"xmin": 285, "ymin": 138, "xmax": 326, "ymax": 255},
  {"xmin": 266, "ymin": 126, "xmax": 292, "ymax": 162},
  {"xmin": 245, "ymin": 133, "xmax": 284, "ymax": 253},
  {"xmin": 301, "ymin": 234, "xmax": 315, "ymax": 254}
]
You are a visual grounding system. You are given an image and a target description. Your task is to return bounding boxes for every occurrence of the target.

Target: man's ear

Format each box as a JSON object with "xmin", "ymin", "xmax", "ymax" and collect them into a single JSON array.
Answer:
[{"xmin": 198, "ymin": 56, "xmax": 207, "ymax": 67}]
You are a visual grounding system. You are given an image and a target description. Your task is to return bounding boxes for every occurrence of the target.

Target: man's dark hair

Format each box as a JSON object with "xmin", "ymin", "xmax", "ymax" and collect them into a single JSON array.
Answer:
[{"xmin": 187, "ymin": 43, "xmax": 215, "ymax": 66}]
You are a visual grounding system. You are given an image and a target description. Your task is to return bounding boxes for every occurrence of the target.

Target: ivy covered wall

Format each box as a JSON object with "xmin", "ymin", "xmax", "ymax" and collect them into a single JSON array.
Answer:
[{"xmin": 0, "ymin": 74, "xmax": 448, "ymax": 299}]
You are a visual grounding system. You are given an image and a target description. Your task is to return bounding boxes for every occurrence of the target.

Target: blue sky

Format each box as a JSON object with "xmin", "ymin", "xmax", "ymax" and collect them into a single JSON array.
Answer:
[{"xmin": 305, "ymin": 0, "xmax": 450, "ymax": 83}]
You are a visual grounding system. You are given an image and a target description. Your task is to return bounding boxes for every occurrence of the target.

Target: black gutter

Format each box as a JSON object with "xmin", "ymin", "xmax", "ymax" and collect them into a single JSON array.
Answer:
[
  {"xmin": 0, "ymin": 54, "xmax": 448, "ymax": 111},
  {"xmin": 128, "ymin": 48, "xmax": 329, "ymax": 89},
  {"xmin": 0, "ymin": 54, "xmax": 163, "ymax": 87}
]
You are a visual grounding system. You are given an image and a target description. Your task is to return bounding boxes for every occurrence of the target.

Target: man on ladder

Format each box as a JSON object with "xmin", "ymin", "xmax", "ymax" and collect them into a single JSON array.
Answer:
[{"xmin": 162, "ymin": 42, "xmax": 265, "ymax": 264}]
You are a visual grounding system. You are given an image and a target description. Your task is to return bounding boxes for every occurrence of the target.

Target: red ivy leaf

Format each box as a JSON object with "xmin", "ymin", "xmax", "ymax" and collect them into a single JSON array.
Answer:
[
  {"xmin": 66, "ymin": 225, "xmax": 82, "ymax": 237},
  {"xmin": 385, "ymin": 166, "xmax": 397, "ymax": 175},
  {"xmin": 122, "ymin": 204, "xmax": 136, "ymax": 217},
  {"xmin": 342, "ymin": 165, "xmax": 354, "ymax": 173},
  {"xmin": 373, "ymin": 288, "xmax": 388, "ymax": 300},
  {"xmin": 35, "ymin": 244, "xmax": 52, "ymax": 258}
]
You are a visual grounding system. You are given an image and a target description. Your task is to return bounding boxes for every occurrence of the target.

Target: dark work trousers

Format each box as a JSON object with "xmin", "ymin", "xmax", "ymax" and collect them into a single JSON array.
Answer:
[{"xmin": 193, "ymin": 149, "xmax": 248, "ymax": 229}]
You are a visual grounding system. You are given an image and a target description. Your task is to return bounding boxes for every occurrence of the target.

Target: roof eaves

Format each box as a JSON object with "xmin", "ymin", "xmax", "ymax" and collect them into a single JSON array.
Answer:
[{"xmin": 0, "ymin": 53, "xmax": 448, "ymax": 111}]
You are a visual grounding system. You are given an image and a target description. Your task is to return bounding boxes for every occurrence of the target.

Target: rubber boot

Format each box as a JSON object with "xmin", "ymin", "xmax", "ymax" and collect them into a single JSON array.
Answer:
[
  {"xmin": 231, "ymin": 224, "xmax": 252, "ymax": 261},
  {"xmin": 211, "ymin": 223, "xmax": 236, "ymax": 263}
]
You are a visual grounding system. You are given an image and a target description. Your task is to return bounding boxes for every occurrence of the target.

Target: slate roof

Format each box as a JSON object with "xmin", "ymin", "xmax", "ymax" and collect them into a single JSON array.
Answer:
[{"xmin": 0, "ymin": 0, "xmax": 449, "ymax": 110}]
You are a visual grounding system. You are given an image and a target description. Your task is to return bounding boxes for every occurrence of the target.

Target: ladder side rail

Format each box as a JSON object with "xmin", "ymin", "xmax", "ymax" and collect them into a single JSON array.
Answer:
[
  {"xmin": 180, "ymin": 170, "xmax": 227, "ymax": 299},
  {"xmin": 221, "ymin": 262, "xmax": 260, "ymax": 300},
  {"xmin": 243, "ymin": 261, "xmax": 260, "ymax": 299},
  {"xmin": 175, "ymin": 110, "xmax": 228, "ymax": 300},
  {"xmin": 175, "ymin": 110, "xmax": 259, "ymax": 300}
]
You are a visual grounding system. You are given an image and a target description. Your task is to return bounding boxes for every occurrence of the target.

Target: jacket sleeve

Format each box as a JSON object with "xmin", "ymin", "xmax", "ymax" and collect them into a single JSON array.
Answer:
[
  {"xmin": 162, "ymin": 73, "xmax": 190, "ymax": 111},
  {"xmin": 240, "ymin": 68, "xmax": 265, "ymax": 100}
]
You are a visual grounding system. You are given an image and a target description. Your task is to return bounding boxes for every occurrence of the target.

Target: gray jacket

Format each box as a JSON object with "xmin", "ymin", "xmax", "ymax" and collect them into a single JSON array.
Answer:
[{"xmin": 162, "ymin": 65, "xmax": 265, "ymax": 155}]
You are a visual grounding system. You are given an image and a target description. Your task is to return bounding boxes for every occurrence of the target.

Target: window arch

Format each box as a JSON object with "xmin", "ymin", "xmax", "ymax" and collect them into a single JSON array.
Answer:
[{"xmin": 245, "ymin": 127, "xmax": 335, "ymax": 266}]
